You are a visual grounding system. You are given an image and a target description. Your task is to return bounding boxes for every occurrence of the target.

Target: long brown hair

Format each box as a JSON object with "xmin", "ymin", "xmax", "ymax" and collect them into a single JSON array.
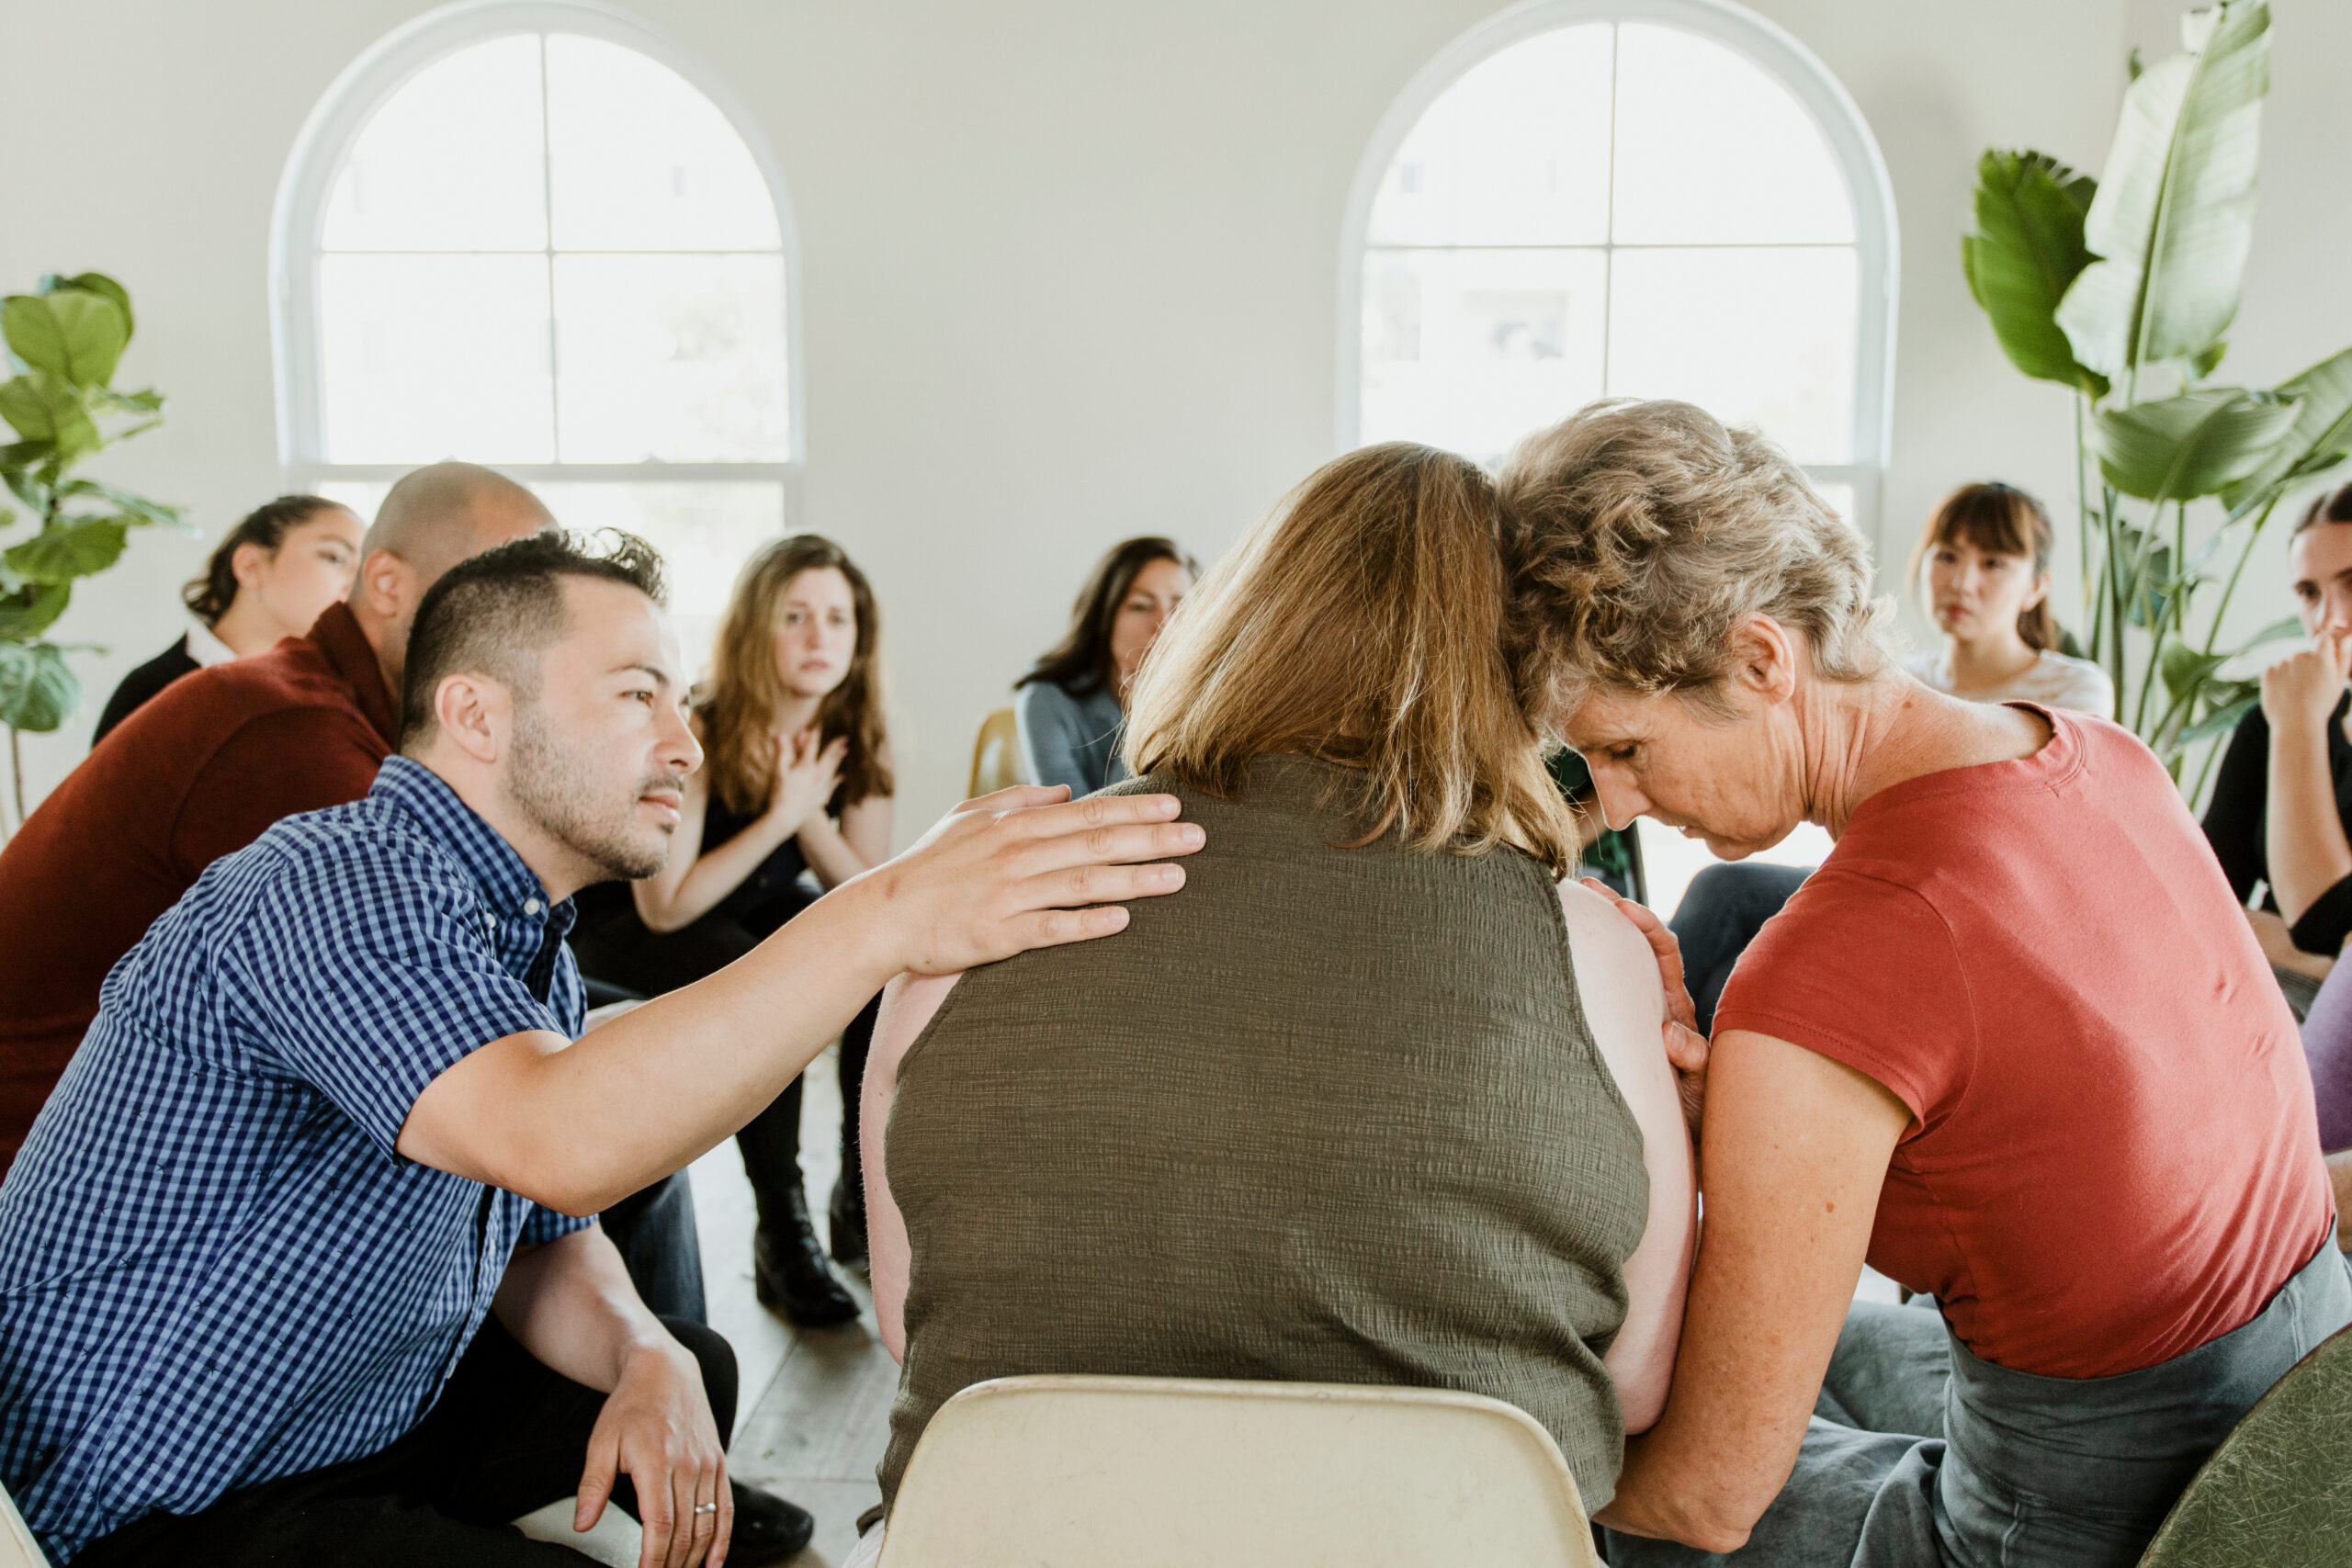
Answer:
[
  {"xmin": 701, "ymin": 534, "xmax": 893, "ymax": 817},
  {"xmin": 1019, "ymin": 536, "xmax": 1198, "ymax": 696},
  {"xmin": 1125, "ymin": 443, "xmax": 1574, "ymax": 874},
  {"xmin": 1907, "ymin": 482, "xmax": 2061, "ymax": 652}
]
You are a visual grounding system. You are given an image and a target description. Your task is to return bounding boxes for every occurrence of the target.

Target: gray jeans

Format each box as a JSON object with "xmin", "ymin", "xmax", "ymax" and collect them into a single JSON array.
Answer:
[{"xmin": 1607, "ymin": 1242, "xmax": 2352, "ymax": 1567}]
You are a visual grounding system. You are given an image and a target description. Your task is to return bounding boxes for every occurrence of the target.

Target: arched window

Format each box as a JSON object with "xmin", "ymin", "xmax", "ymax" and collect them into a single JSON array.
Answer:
[
  {"xmin": 1339, "ymin": 0, "xmax": 1894, "ymax": 540},
  {"xmin": 272, "ymin": 1, "xmax": 797, "ymax": 663}
]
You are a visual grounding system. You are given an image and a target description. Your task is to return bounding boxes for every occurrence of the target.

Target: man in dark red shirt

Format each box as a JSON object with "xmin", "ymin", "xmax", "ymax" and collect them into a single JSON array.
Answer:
[{"xmin": 0, "ymin": 462, "xmax": 551, "ymax": 1168}]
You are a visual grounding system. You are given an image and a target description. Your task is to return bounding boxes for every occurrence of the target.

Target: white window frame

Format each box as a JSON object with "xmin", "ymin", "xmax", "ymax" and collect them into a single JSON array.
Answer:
[
  {"xmin": 1336, "ymin": 0, "xmax": 1897, "ymax": 547},
  {"xmin": 268, "ymin": 0, "xmax": 804, "ymax": 513}
]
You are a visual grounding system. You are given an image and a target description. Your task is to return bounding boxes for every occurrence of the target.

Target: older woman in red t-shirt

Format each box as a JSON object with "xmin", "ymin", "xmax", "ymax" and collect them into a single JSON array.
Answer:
[{"xmin": 1500, "ymin": 400, "xmax": 2346, "ymax": 1568}]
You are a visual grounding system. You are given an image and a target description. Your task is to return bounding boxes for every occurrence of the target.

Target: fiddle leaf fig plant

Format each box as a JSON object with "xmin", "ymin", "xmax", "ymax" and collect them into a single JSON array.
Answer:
[
  {"xmin": 1962, "ymin": 0, "xmax": 2352, "ymax": 798},
  {"xmin": 0, "ymin": 271, "xmax": 184, "ymax": 827}
]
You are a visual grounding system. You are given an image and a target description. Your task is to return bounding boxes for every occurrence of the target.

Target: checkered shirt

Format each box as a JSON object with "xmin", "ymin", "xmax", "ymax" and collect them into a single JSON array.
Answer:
[{"xmin": 0, "ymin": 757, "xmax": 594, "ymax": 1562}]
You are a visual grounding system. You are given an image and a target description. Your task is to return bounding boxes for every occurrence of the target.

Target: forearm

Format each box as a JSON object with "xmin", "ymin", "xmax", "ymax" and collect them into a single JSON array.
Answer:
[
  {"xmin": 2266, "ymin": 725, "xmax": 2352, "ymax": 925},
  {"xmin": 495, "ymin": 1227, "xmax": 682, "ymax": 1394},
  {"xmin": 797, "ymin": 816, "xmax": 873, "ymax": 891},
  {"xmin": 638, "ymin": 818, "xmax": 794, "ymax": 932},
  {"xmin": 414, "ymin": 876, "xmax": 903, "ymax": 1213}
]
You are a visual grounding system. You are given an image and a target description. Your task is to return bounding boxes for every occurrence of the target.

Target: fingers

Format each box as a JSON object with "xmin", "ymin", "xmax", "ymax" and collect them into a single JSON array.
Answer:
[
  {"xmin": 1012, "ymin": 818, "xmax": 1205, "ymax": 880},
  {"xmin": 711, "ymin": 1461, "xmax": 733, "ymax": 1568},
  {"xmin": 1002, "ymin": 791, "xmax": 1186, "ymax": 838},
  {"xmin": 634, "ymin": 1457, "xmax": 673, "ymax": 1568},
  {"xmin": 951, "ymin": 783, "xmax": 1073, "ymax": 814},
  {"xmin": 576, "ymin": 1432, "xmax": 619, "ymax": 1533}
]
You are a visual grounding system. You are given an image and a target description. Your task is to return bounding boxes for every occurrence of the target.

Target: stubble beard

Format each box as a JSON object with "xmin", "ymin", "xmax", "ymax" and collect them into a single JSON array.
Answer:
[{"xmin": 504, "ymin": 705, "xmax": 676, "ymax": 883}]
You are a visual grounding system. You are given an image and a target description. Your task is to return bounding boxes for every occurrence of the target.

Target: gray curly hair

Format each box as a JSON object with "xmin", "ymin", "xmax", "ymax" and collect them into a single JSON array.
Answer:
[{"xmin": 1498, "ymin": 399, "xmax": 1894, "ymax": 721}]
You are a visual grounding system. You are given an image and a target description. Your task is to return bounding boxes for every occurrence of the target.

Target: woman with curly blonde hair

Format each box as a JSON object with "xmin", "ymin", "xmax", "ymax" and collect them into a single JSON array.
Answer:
[
  {"xmin": 574, "ymin": 533, "xmax": 895, "ymax": 1327},
  {"xmin": 1500, "ymin": 399, "xmax": 2342, "ymax": 1568}
]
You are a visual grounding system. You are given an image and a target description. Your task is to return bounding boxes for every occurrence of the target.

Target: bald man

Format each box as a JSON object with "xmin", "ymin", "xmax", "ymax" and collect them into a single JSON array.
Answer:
[{"xmin": 0, "ymin": 463, "xmax": 551, "ymax": 1176}]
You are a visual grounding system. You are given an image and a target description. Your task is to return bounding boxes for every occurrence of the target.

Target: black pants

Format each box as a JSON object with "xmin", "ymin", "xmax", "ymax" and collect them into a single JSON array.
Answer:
[
  {"xmin": 600, "ymin": 1169, "xmax": 706, "ymax": 1323},
  {"xmin": 574, "ymin": 909, "xmax": 876, "ymax": 1237},
  {"xmin": 1669, "ymin": 860, "xmax": 1813, "ymax": 1035},
  {"xmin": 75, "ymin": 1315, "xmax": 737, "ymax": 1568}
]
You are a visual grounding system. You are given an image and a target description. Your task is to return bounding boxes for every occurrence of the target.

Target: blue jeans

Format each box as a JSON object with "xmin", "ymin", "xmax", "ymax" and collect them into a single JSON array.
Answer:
[{"xmin": 1605, "ymin": 1241, "xmax": 2352, "ymax": 1567}]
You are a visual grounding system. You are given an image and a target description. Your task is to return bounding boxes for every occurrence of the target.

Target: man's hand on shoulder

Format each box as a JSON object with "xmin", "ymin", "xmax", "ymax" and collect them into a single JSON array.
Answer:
[{"xmin": 842, "ymin": 784, "xmax": 1204, "ymax": 976}]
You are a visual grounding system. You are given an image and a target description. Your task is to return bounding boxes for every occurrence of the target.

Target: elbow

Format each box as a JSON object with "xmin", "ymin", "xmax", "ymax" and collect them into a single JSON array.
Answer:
[{"xmin": 1681, "ymin": 1519, "xmax": 1754, "ymax": 1556}]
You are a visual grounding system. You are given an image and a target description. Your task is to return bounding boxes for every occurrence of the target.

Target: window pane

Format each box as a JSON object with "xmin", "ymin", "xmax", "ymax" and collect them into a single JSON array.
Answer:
[
  {"xmin": 322, "ymin": 35, "xmax": 548, "ymax": 252},
  {"xmin": 553, "ymin": 254, "xmax": 788, "ymax": 462},
  {"xmin": 546, "ymin": 35, "xmax": 783, "ymax": 252},
  {"xmin": 1607, "ymin": 246, "xmax": 1856, "ymax": 464},
  {"xmin": 1611, "ymin": 24, "xmax": 1853, "ymax": 245},
  {"xmin": 321, "ymin": 254, "xmax": 554, "ymax": 462},
  {"xmin": 1368, "ymin": 26, "xmax": 1613, "ymax": 247},
  {"xmin": 534, "ymin": 482, "xmax": 784, "ymax": 676},
  {"xmin": 1635, "ymin": 818, "xmax": 1832, "ymax": 920},
  {"xmin": 1360, "ymin": 248, "xmax": 1606, "ymax": 461}
]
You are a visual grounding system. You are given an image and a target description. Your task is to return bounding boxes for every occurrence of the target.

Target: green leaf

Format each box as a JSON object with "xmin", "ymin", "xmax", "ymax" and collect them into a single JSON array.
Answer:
[
  {"xmin": 2191, "ymin": 339, "xmax": 2228, "ymax": 379},
  {"xmin": 2118, "ymin": 522, "xmax": 2176, "ymax": 627},
  {"xmin": 2220, "ymin": 343, "xmax": 2352, "ymax": 510},
  {"xmin": 2161, "ymin": 641, "xmax": 2226, "ymax": 700},
  {"xmin": 56, "ymin": 479, "xmax": 185, "ymax": 529},
  {"xmin": 1962, "ymin": 152, "xmax": 2110, "ymax": 396},
  {"xmin": 85, "ymin": 386, "xmax": 162, "ymax": 415},
  {"xmin": 2231, "ymin": 613, "xmax": 2301, "ymax": 654},
  {"xmin": 0, "ymin": 372, "xmax": 98, "ymax": 461},
  {"xmin": 1, "ymin": 291, "xmax": 130, "ymax": 389},
  {"xmin": 2177, "ymin": 689, "xmax": 2260, "ymax": 746},
  {"xmin": 2090, "ymin": 387, "xmax": 2301, "ymax": 499},
  {"xmin": 53, "ymin": 272, "xmax": 132, "ymax": 339},
  {"xmin": 4, "ymin": 517, "xmax": 129, "ymax": 584},
  {"xmin": 0, "ymin": 642, "xmax": 77, "ymax": 732},
  {"xmin": 2057, "ymin": 0, "xmax": 2270, "ymax": 381},
  {"xmin": 0, "ymin": 581, "xmax": 68, "ymax": 638}
]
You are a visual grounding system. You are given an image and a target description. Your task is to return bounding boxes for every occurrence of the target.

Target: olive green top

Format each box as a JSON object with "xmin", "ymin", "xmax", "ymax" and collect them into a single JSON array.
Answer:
[{"xmin": 878, "ymin": 755, "xmax": 1649, "ymax": 1509}]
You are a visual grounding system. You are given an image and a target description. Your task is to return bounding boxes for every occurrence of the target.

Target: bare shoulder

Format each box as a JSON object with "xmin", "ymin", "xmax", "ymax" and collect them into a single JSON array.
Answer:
[
  {"xmin": 1555, "ymin": 880, "xmax": 1666, "ymax": 1032},
  {"xmin": 875, "ymin": 970, "xmax": 964, "ymax": 1073}
]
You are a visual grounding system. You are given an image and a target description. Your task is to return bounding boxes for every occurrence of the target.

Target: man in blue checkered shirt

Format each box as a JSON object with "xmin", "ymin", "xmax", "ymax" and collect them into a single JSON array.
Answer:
[{"xmin": 0, "ymin": 532, "xmax": 1204, "ymax": 1567}]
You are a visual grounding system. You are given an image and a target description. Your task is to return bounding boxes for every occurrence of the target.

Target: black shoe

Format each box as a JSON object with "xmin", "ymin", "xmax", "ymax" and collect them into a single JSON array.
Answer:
[
  {"xmin": 753, "ymin": 1189, "xmax": 860, "ymax": 1327},
  {"xmin": 829, "ymin": 1172, "xmax": 868, "ymax": 1269},
  {"xmin": 727, "ymin": 1481, "xmax": 815, "ymax": 1565}
]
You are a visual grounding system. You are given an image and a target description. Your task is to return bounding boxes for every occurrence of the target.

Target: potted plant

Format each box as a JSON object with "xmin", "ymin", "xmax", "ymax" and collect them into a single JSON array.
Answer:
[
  {"xmin": 1961, "ymin": 0, "xmax": 2352, "ymax": 798},
  {"xmin": 0, "ymin": 272, "xmax": 183, "ymax": 831}
]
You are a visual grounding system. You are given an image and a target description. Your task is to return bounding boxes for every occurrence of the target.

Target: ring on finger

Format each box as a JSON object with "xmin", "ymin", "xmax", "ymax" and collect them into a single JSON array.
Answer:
[{"xmin": 694, "ymin": 1502, "xmax": 719, "ymax": 1516}]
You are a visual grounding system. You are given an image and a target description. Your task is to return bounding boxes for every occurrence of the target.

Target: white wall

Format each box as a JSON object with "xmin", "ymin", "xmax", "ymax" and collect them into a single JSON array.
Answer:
[{"xmin": 4, "ymin": 0, "xmax": 2346, "ymax": 835}]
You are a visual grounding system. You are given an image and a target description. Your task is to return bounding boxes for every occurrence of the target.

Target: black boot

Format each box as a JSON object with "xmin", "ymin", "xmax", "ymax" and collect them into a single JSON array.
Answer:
[
  {"xmin": 753, "ymin": 1183, "xmax": 860, "ymax": 1328},
  {"xmin": 829, "ymin": 1172, "xmax": 868, "ymax": 1269},
  {"xmin": 727, "ymin": 1481, "xmax": 816, "ymax": 1564}
]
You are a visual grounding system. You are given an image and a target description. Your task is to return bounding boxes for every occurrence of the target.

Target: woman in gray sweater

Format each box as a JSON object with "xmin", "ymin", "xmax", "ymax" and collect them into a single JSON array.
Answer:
[{"xmin": 1013, "ymin": 536, "xmax": 1195, "ymax": 795}]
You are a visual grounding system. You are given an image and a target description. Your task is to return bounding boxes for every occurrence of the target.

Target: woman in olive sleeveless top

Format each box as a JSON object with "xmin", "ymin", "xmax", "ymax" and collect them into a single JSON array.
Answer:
[{"xmin": 850, "ymin": 443, "xmax": 1697, "ymax": 1558}]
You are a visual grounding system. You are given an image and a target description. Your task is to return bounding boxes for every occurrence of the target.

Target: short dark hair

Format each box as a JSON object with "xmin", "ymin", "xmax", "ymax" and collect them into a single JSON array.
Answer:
[
  {"xmin": 398, "ymin": 530, "xmax": 668, "ymax": 750},
  {"xmin": 184, "ymin": 495, "xmax": 350, "ymax": 624}
]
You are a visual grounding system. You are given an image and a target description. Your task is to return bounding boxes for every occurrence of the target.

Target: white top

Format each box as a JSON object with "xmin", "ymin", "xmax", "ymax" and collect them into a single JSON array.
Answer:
[
  {"xmin": 184, "ymin": 614, "xmax": 237, "ymax": 668},
  {"xmin": 1903, "ymin": 648, "xmax": 2113, "ymax": 715}
]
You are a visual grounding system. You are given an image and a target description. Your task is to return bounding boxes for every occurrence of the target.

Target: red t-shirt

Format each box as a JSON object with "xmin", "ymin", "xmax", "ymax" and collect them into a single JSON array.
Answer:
[
  {"xmin": 0, "ymin": 604, "xmax": 396, "ymax": 1173},
  {"xmin": 1714, "ymin": 706, "xmax": 2333, "ymax": 1379}
]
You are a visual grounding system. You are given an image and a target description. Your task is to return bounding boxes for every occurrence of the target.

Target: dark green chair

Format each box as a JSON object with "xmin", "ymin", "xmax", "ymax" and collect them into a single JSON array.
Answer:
[{"xmin": 2136, "ymin": 1319, "xmax": 2352, "ymax": 1565}]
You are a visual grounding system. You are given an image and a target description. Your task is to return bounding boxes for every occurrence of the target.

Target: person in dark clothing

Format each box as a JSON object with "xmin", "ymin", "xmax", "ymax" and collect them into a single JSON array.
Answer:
[
  {"xmin": 572, "ymin": 535, "xmax": 895, "ymax": 1329},
  {"xmin": 93, "ymin": 495, "xmax": 363, "ymax": 743},
  {"xmin": 2202, "ymin": 482, "xmax": 2352, "ymax": 1015}
]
